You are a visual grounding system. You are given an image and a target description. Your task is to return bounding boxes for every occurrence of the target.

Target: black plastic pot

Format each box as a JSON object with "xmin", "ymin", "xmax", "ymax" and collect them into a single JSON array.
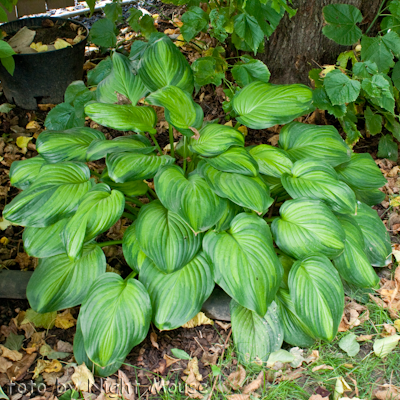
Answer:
[{"xmin": 0, "ymin": 17, "xmax": 89, "ymax": 109}]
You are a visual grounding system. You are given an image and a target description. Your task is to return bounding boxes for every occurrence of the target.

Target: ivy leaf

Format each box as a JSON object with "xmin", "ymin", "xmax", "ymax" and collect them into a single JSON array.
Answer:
[
  {"xmin": 231, "ymin": 55, "xmax": 270, "ymax": 87},
  {"xmin": 181, "ymin": 6, "xmax": 209, "ymax": 42},
  {"xmin": 233, "ymin": 13, "xmax": 264, "ymax": 54},
  {"xmin": 322, "ymin": 4, "xmax": 362, "ymax": 45},
  {"xmin": 378, "ymin": 135, "xmax": 398, "ymax": 161},
  {"xmin": 127, "ymin": 8, "xmax": 142, "ymax": 31},
  {"xmin": 353, "ymin": 61, "xmax": 378, "ymax": 78},
  {"xmin": 89, "ymin": 19, "xmax": 117, "ymax": 48},
  {"xmin": 139, "ymin": 15, "xmax": 157, "ymax": 39},
  {"xmin": 361, "ymin": 74, "xmax": 395, "ymax": 113},
  {"xmin": 209, "ymin": 9, "xmax": 228, "ymax": 42},
  {"xmin": 364, "ymin": 107, "xmax": 383, "ymax": 135},
  {"xmin": 312, "ymin": 87, "xmax": 347, "ymax": 118},
  {"xmin": 191, "ymin": 56, "xmax": 225, "ymax": 87},
  {"xmin": 324, "ymin": 70, "xmax": 361, "ymax": 105}
]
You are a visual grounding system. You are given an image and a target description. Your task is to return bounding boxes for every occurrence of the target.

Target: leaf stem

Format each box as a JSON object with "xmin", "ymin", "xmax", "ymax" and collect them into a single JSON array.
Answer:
[
  {"xmin": 169, "ymin": 124, "xmax": 175, "ymax": 158},
  {"xmin": 125, "ymin": 204, "xmax": 139, "ymax": 215},
  {"xmin": 149, "ymin": 132, "xmax": 163, "ymax": 155},
  {"xmin": 148, "ymin": 188, "xmax": 158, "ymax": 199},
  {"xmin": 264, "ymin": 216, "xmax": 279, "ymax": 222},
  {"xmin": 125, "ymin": 196, "xmax": 144, "ymax": 207},
  {"xmin": 366, "ymin": 0, "xmax": 387, "ymax": 35},
  {"xmin": 122, "ymin": 212, "xmax": 136, "ymax": 220},
  {"xmin": 183, "ymin": 136, "xmax": 187, "ymax": 173},
  {"xmin": 91, "ymin": 170, "xmax": 101, "ymax": 178},
  {"xmin": 96, "ymin": 240, "xmax": 123, "ymax": 247}
]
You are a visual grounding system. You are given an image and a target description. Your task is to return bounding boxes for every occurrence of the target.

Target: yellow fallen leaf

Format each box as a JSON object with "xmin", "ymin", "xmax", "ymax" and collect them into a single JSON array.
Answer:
[
  {"xmin": 395, "ymin": 320, "xmax": 400, "ymax": 333},
  {"xmin": 320, "ymin": 65, "xmax": 335, "ymax": 78},
  {"xmin": 224, "ymin": 120, "xmax": 233, "ymax": 127},
  {"xmin": 334, "ymin": 376, "xmax": 351, "ymax": 400},
  {"xmin": 390, "ymin": 197, "xmax": 400, "ymax": 207},
  {"xmin": 312, "ymin": 364, "xmax": 334, "ymax": 372},
  {"xmin": 55, "ymin": 310, "xmax": 76, "ymax": 329},
  {"xmin": 0, "ymin": 237, "xmax": 9, "ymax": 245},
  {"xmin": 33, "ymin": 360, "xmax": 57, "ymax": 379},
  {"xmin": 373, "ymin": 335, "xmax": 400, "ymax": 358},
  {"xmin": 175, "ymin": 34, "xmax": 185, "ymax": 47},
  {"xmin": 163, "ymin": 354, "xmax": 180, "ymax": 368},
  {"xmin": 182, "ymin": 312, "xmax": 213, "ymax": 328},
  {"xmin": 0, "ymin": 218, "xmax": 13, "ymax": 230},
  {"xmin": 73, "ymin": 35, "xmax": 85, "ymax": 44},
  {"xmin": 238, "ymin": 125, "xmax": 248, "ymax": 136},
  {"xmin": 54, "ymin": 38, "xmax": 72, "ymax": 50},
  {"xmin": 0, "ymin": 345, "xmax": 23, "ymax": 361},
  {"xmin": 72, "ymin": 363, "xmax": 94, "ymax": 392},
  {"xmin": 26, "ymin": 121, "xmax": 41, "ymax": 130},
  {"xmin": 30, "ymin": 42, "xmax": 48, "ymax": 52},
  {"xmin": 182, "ymin": 357, "xmax": 203, "ymax": 390},
  {"xmin": 16, "ymin": 136, "xmax": 33, "ymax": 154}
]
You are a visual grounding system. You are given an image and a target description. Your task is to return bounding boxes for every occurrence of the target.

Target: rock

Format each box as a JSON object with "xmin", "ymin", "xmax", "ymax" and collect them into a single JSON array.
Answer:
[{"xmin": 201, "ymin": 287, "xmax": 231, "ymax": 321}]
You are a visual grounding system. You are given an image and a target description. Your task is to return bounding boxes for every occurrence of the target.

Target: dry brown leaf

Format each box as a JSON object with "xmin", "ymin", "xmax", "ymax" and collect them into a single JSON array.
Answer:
[
  {"xmin": 0, "ymin": 345, "xmax": 22, "ymax": 361},
  {"xmin": 182, "ymin": 312, "xmax": 213, "ymax": 328},
  {"xmin": 33, "ymin": 359, "xmax": 62, "ymax": 379},
  {"xmin": 57, "ymin": 340, "xmax": 73, "ymax": 353},
  {"xmin": 0, "ymin": 356, "xmax": 12, "ymax": 373},
  {"xmin": 339, "ymin": 300, "xmax": 369, "ymax": 332},
  {"xmin": 42, "ymin": 371, "xmax": 63, "ymax": 385},
  {"xmin": 382, "ymin": 324, "xmax": 397, "ymax": 337},
  {"xmin": 226, "ymin": 395, "xmax": 250, "ymax": 400},
  {"xmin": 267, "ymin": 134, "xmax": 280, "ymax": 146},
  {"xmin": 185, "ymin": 387, "xmax": 203, "ymax": 399},
  {"xmin": 242, "ymin": 371, "xmax": 264, "ymax": 394},
  {"xmin": 227, "ymin": 364, "xmax": 246, "ymax": 390},
  {"xmin": 163, "ymin": 354, "xmax": 180, "ymax": 368},
  {"xmin": 375, "ymin": 384, "xmax": 400, "ymax": 400},
  {"xmin": 7, "ymin": 352, "xmax": 37, "ymax": 381},
  {"xmin": 356, "ymin": 334, "xmax": 373, "ymax": 341},
  {"xmin": 215, "ymin": 321, "xmax": 231, "ymax": 331},
  {"xmin": 118, "ymin": 370, "xmax": 135, "ymax": 400},
  {"xmin": 182, "ymin": 357, "xmax": 203, "ymax": 390},
  {"xmin": 72, "ymin": 363, "xmax": 95, "ymax": 392},
  {"xmin": 308, "ymin": 396, "xmax": 329, "ymax": 400},
  {"xmin": 201, "ymin": 351, "xmax": 219, "ymax": 366},
  {"xmin": 150, "ymin": 332, "xmax": 159, "ymax": 349},
  {"xmin": 304, "ymin": 350, "xmax": 319, "ymax": 364},
  {"xmin": 281, "ymin": 368, "xmax": 304, "ymax": 381},
  {"xmin": 55, "ymin": 310, "xmax": 76, "ymax": 329},
  {"xmin": 25, "ymin": 332, "xmax": 45, "ymax": 354},
  {"xmin": 312, "ymin": 364, "xmax": 334, "ymax": 372}
]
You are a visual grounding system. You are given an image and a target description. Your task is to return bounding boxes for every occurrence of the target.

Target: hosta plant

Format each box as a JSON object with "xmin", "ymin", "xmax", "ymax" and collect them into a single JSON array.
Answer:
[{"xmin": 3, "ymin": 34, "xmax": 392, "ymax": 375}]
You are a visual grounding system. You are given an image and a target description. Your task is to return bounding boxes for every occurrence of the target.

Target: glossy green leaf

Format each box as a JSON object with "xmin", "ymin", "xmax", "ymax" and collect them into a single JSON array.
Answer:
[
  {"xmin": 44, "ymin": 103, "xmax": 85, "ymax": 131},
  {"xmin": 230, "ymin": 300, "xmax": 283, "ymax": 363},
  {"xmin": 214, "ymin": 199, "xmax": 242, "ymax": 232},
  {"xmin": 138, "ymin": 35, "xmax": 194, "ymax": 93},
  {"xmin": 97, "ymin": 52, "xmax": 148, "ymax": 105},
  {"xmin": 139, "ymin": 252, "xmax": 214, "ymax": 330},
  {"xmin": 312, "ymin": 87, "xmax": 347, "ymax": 118},
  {"xmin": 4, "ymin": 162, "xmax": 92, "ymax": 227},
  {"xmin": 271, "ymin": 198, "xmax": 346, "ymax": 259},
  {"xmin": 198, "ymin": 161, "xmax": 273, "ymax": 215},
  {"xmin": 362, "ymin": 74, "xmax": 395, "ymax": 114},
  {"xmin": 324, "ymin": 70, "xmax": 361, "ymax": 105},
  {"xmin": 191, "ymin": 56, "xmax": 225, "ymax": 88},
  {"xmin": 261, "ymin": 175, "xmax": 289, "ymax": 201},
  {"xmin": 289, "ymin": 255, "xmax": 344, "ymax": 341},
  {"xmin": 335, "ymin": 153, "xmax": 387, "ymax": 190},
  {"xmin": 37, "ymin": 127, "xmax": 105, "ymax": 163},
  {"xmin": 23, "ymin": 218, "xmax": 68, "ymax": 258},
  {"xmin": 281, "ymin": 160, "xmax": 357, "ymax": 214},
  {"xmin": 278, "ymin": 122, "xmax": 351, "ymax": 167},
  {"xmin": 248, "ymin": 145, "xmax": 293, "ymax": 178},
  {"xmin": 86, "ymin": 135, "xmax": 154, "ymax": 162},
  {"xmin": 73, "ymin": 318, "xmax": 122, "ymax": 377},
  {"xmin": 352, "ymin": 201, "xmax": 392, "ymax": 267},
  {"xmin": 232, "ymin": 81, "xmax": 313, "ymax": 129},
  {"xmin": 87, "ymin": 57, "xmax": 112, "ymax": 86},
  {"xmin": 333, "ymin": 215, "xmax": 379, "ymax": 289},
  {"xmin": 89, "ymin": 18, "xmax": 117, "ymax": 48},
  {"xmin": 100, "ymin": 170, "xmax": 148, "ymax": 197},
  {"xmin": 352, "ymin": 188, "xmax": 385, "ymax": 206},
  {"xmin": 9, "ymin": 155, "xmax": 46, "ymax": 190},
  {"xmin": 233, "ymin": 13, "xmax": 264, "ymax": 54},
  {"xmin": 181, "ymin": 6, "xmax": 209, "ymax": 42},
  {"xmin": 27, "ymin": 244, "xmax": 106, "ymax": 313},
  {"xmin": 231, "ymin": 55, "xmax": 270, "ymax": 87},
  {"xmin": 154, "ymin": 165, "xmax": 227, "ymax": 233},
  {"xmin": 136, "ymin": 201, "xmax": 202, "ymax": 273},
  {"xmin": 122, "ymin": 221, "xmax": 147, "ymax": 273},
  {"xmin": 189, "ymin": 123, "xmax": 244, "ymax": 157},
  {"xmin": 106, "ymin": 152, "xmax": 175, "ymax": 183},
  {"xmin": 364, "ymin": 106, "xmax": 383, "ymax": 135},
  {"xmin": 204, "ymin": 213, "xmax": 282, "ymax": 316},
  {"xmin": 85, "ymin": 103, "xmax": 157, "ymax": 133},
  {"xmin": 275, "ymin": 289, "xmax": 315, "ymax": 348},
  {"xmin": 353, "ymin": 61, "xmax": 378, "ymax": 78},
  {"xmin": 62, "ymin": 184, "xmax": 125, "ymax": 260},
  {"xmin": 80, "ymin": 273, "xmax": 151, "ymax": 367},
  {"xmin": 322, "ymin": 4, "xmax": 362, "ymax": 45},
  {"xmin": 378, "ymin": 134, "xmax": 398, "ymax": 161}
]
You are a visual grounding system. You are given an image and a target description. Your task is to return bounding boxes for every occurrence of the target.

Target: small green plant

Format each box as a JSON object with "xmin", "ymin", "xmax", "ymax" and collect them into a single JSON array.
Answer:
[
  {"xmin": 3, "ymin": 33, "xmax": 392, "ymax": 376},
  {"xmin": 0, "ymin": 0, "xmax": 18, "ymax": 75},
  {"xmin": 314, "ymin": 1, "xmax": 400, "ymax": 159}
]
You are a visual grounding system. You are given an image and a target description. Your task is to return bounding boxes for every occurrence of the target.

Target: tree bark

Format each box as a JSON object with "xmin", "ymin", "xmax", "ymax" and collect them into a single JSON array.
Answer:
[{"xmin": 261, "ymin": 0, "xmax": 382, "ymax": 85}]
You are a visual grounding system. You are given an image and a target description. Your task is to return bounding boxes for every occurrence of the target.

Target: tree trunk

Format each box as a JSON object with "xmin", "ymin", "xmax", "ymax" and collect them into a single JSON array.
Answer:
[{"xmin": 261, "ymin": 0, "xmax": 382, "ymax": 85}]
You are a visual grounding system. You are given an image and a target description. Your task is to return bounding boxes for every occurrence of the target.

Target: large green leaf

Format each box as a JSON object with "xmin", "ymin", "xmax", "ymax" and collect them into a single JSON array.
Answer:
[
  {"xmin": 9, "ymin": 156, "xmax": 46, "ymax": 190},
  {"xmin": 324, "ymin": 70, "xmax": 361, "ymax": 105},
  {"xmin": 335, "ymin": 153, "xmax": 387, "ymax": 190},
  {"xmin": 378, "ymin": 134, "xmax": 398, "ymax": 161},
  {"xmin": 136, "ymin": 201, "xmax": 202, "ymax": 273},
  {"xmin": 87, "ymin": 57, "xmax": 112, "ymax": 86},
  {"xmin": 322, "ymin": 4, "xmax": 362, "ymax": 45},
  {"xmin": 85, "ymin": 103, "xmax": 157, "ymax": 133},
  {"xmin": 4, "ymin": 162, "xmax": 92, "ymax": 227},
  {"xmin": 189, "ymin": 123, "xmax": 244, "ymax": 157},
  {"xmin": 271, "ymin": 198, "xmax": 346, "ymax": 259},
  {"xmin": 364, "ymin": 106, "xmax": 383, "ymax": 135},
  {"xmin": 100, "ymin": 170, "xmax": 149, "ymax": 197},
  {"xmin": 73, "ymin": 318, "xmax": 122, "ymax": 377},
  {"xmin": 204, "ymin": 147, "xmax": 259, "ymax": 176},
  {"xmin": 154, "ymin": 165, "xmax": 227, "ymax": 233},
  {"xmin": 361, "ymin": 74, "xmax": 395, "ymax": 113},
  {"xmin": 23, "ymin": 218, "xmax": 68, "ymax": 258},
  {"xmin": 333, "ymin": 215, "xmax": 379, "ymax": 288},
  {"xmin": 37, "ymin": 127, "xmax": 105, "ymax": 163},
  {"xmin": 80, "ymin": 273, "xmax": 151, "ymax": 367},
  {"xmin": 214, "ymin": 199, "xmax": 243, "ymax": 232},
  {"xmin": 138, "ymin": 35, "xmax": 194, "ymax": 93},
  {"xmin": 352, "ymin": 201, "xmax": 392, "ymax": 267},
  {"xmin": 89, "ymin": 18, "xmax": 117, "ymax": 48},
  {"xmin": 181, "ymin": 6, "xmax": 209, "ymax": 42},
  {"xmin": 352, "ymin": 187, "xmax": 385, "ymax": 206},
  {"xmin": 231, "ymin": 55, "xmax": 271, "ymax": 87},
  {"xmin": 106, "ymin": 152, "xmax": 175, "ymax": 183},
  {"xmin": 97, "ymin": 52, "xmax": 148, "ymax": 105},
  {"xmin": 27, "ymin": 244, "xmax": 106, "ymax": 313},
  {"xmin": 139, "ymin": 252, "xmax": 214, "ymax": 330},
  {"xmin": 289, "ymin": 255, "xmax": 344, "ymax": 341},
  {"xmin": 232, "ymin": 81, "xmax": 313, "ymax": 129},
  {"xmin": 248, "ymin": 145, "xmax": 293, "ymax": 178},
  {"xmin": 203, "ymin": 213, "xmax": 283, "ymax": 316},
  {"xmin": 198, "ymin": 161, "xmax": 273, "ymax": 215},
  {"xmin": 278, "ymin": 122, "xmax": 351, "ymax": 167},
  {"xmin": 233, "ymin": 13, "xmax": 264, "ymax": 54},
  {"xmin": 62, "ymin": 184, "xmax": 125, "ymax": 260},
  {"xmin": 275, "ymin": 289, "xmax": 315, "ymax": 348},
  {"xmin": 122, "ymin": 221, "xmax": 147, "ymax": 273},
  {"xmin": 230, "ymin": 300, "xmax": 283, "ymax": 363},
  {"xmin": 44, "ymin": 103, "xmax": 85, "ymax": 131},
  {"xmin": 86, "ymin": 135, "xmax": 154, "ymax": 162},
  {"xmin": 281, "ymin": 160, "xmax": 357, "ymax": 214}
]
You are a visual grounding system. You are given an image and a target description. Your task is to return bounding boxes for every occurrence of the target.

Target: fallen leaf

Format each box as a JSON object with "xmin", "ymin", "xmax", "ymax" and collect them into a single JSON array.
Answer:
[
  {"xmin": 22, "ymin": 309, "xmax": 56, "ymax": 329},
  {"xmin": 333, "ymin": 377, "xmax": 351, "ymax": 400},
  {"xmin": 171, "ymin": 348, "xmax": 191, "ymax": 360},
  {"xmin": 356, "ymin": 334, "xmax": 373, "ymax": 342},
  {"xmin": 150, "ymin": 332, "xmax": 159, "ymax": 349},
  {"xmin": 201, "ymin": 351, "xmax": 219, "ymax": 366},
  {"xmin": 6, "ymin": 352, "xmax": 37, "ymax": 381},
  {"xmin": 242, "ymin": 370, "xmax": 264, "ymax": 394},
  {"xmin": 375, "ymin": 384, "xmax": 400, "ymax": 400},
  {"xmin": 227, "ymin": 364, "xmax": 246, "ymax": 390},
  {"xmin": 182, "ymin": 357, "xmax": 203, "ymax": 390},
  {"xmin": 163, "ymin": 354, "xmax": 180, "ymax": 368},
  {"xmin": 339, "ymin": 333, "xmax": 360, "ymax": 357},
  {"xmin": 182, "ymin": 312, "xmax": 213, "ymax": 328},
  {"xmin": 55, "ymin": 310, "xmax": 76, "ymax": 329},
  {"xmin": 309, "ymin": 396, "xmax": 329, "ymax": 400},
  {"xmin": 57, "ymin": 340, "xmax": 73, "ymax": 353},
  {"xmin": 215, "ymin": 321, "xmax": 231, "ymax": 331},
  {"xmin": 267, "ymin": 349, "xmax": 295, "ymax": 368},
  {"xmin": 0, "ymin": 237, "xmax": 9, "ymax": 245},
  {"xmin": 30, "ymin": 42, "xmax": 48, "ymax": 52},
  {"xmin": 238, "ymin": 126, "xmax": 248, "ymax": 136},
  {"xmin": 281, "ymin": 368, "xmax": 304, "ymax": 381},
  {"xmin": 0, "ymin": 345, "xmax": 22, "ymax": 361},
  {"xmin": 15, "ymin": 136, "xmax": 32, "ymax": 154},
  {"xmin": 42, "ymin": 371, "xmax": 63, "ymax": 385},
  {"xmin": 395, "ymin": 320, "xmax": 400, "ymax": 333},
  {"xmin": 382, "ymin": 324, "xmax": 396, "ymax": 337},
  {"xmin": 226, "ymin": 395, "xmax": 250, "ymax": 400},
  {"xmin": 185, "ymin": 387, "xmax": 203, "ymax": 399},
  {"xmin": 373, "ymin": 335, "xmax": 400, "ymax": 358},
  {"xmin": 0, "ymin": 218, "xmax": 13, "ymax": 230},
  {"xmin": 0, "ymin": 357, "xmax": 12, "ymax": 373},
  {"xmin": 268, "ymin": 134, "xmax": 280, "ymax": 146},
  {"xmin": 54, "ymin": 38, "xmax": 72, "ymax": 49},
  {"xmin": 118, "ymin": 370, "xmax": 135, "ymax": 400},
  {"xmin": 33, "ymin": 359, "xmax": 62, "ymax": 379},
  {"xmin": 304, "ymin": 350, "xmax": 319, "ymax": 364},
  {"xmin": 72, "ymin": 363, "xmax": 94, "ymax": 392},
  {"xmin": 312, "ymin": 364, "xmax": 335, "ymax": 372},
  {"xmin": 25, "ymin": 121, "xmax": 40, "ymax": 130}
]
